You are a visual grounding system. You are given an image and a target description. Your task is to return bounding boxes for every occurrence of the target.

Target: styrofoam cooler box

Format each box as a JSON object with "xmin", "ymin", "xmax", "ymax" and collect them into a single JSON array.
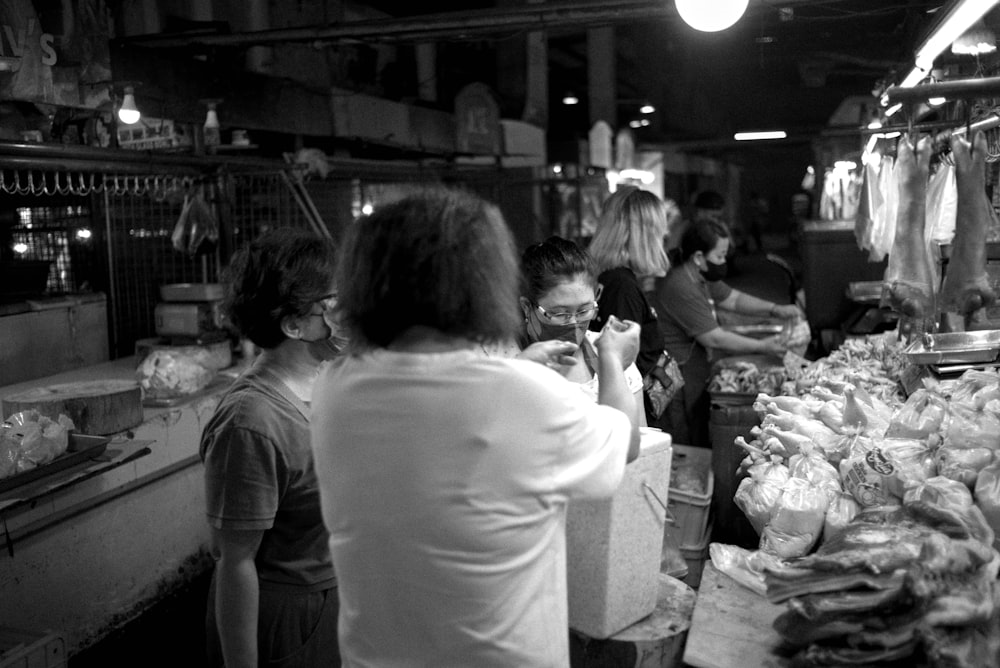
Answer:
[{"xmin": 566, "ymin": 428, "xmax": 673, "ymax": 639}]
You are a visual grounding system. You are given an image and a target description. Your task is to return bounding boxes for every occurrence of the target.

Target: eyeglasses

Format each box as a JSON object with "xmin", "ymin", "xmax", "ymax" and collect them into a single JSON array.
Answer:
[{"xmin": 534, "ymin": 301, "xmax": 599, "ymax": 325}]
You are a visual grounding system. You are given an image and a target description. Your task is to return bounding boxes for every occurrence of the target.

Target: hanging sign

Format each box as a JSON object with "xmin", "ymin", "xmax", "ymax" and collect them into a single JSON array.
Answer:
[
  {"xmin": 455, "ymin": 83, "xmax": 502, "ymax": 155},
  {"xmin": 0, "ymin": 0, "xmax": 112, "ymax": 109}
]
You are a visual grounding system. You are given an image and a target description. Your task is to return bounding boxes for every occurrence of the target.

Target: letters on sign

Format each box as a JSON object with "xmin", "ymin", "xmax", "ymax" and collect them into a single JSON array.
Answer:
[{"xmin": 0, "ymin": 19, "xmax": 57, "ymax": 70}]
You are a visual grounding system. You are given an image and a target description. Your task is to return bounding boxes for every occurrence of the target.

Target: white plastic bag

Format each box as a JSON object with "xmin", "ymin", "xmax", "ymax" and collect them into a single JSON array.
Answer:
[{"xmin": 760, "ymin": 478, "xmax": 829, "ymax": 558}]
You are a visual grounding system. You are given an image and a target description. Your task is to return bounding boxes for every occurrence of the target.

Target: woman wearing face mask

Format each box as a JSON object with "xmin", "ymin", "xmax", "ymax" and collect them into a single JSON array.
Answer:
[
  {"xmin": 520, "ymin": 236, "xmax": 645, "ymax": 416},
  {"xmin": 200, "ymin": 228, "xmax": 342, "ymax": 668},
  {"xmin": 651, "ymin": 218, "xmax": 801, "ymax": 448}
]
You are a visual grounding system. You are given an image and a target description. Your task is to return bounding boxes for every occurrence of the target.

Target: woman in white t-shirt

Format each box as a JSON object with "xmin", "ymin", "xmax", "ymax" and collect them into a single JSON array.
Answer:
[
  {"xmin": 519, "ymin": 236, "xmax": 646, "ymax": 418},
  {"xmin": 310, "ymin": 189, "xmax": 641, "ymax": 668}
]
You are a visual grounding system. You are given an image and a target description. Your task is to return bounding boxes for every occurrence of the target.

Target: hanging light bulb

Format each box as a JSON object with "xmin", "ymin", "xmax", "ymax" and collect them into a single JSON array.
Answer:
[
  {"xmin": 675, "ymin": 0, "xmax": 749, "ymax": 32},
  {"xmin": 117, "ymin": 86, "xmax": 140, "ymax": 125}
]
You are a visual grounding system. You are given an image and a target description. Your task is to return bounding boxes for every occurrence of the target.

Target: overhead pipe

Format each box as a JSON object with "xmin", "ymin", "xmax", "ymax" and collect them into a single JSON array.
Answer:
[{"xmin": 883, "ymin": 76, "xmax": 1000, "ymax": 106}]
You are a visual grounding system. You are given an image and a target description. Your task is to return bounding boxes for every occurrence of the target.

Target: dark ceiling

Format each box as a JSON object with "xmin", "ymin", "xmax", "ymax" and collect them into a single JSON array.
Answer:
[{"xmin": 343, "ymin": 0, "xmax": 946, "ymax": 143}]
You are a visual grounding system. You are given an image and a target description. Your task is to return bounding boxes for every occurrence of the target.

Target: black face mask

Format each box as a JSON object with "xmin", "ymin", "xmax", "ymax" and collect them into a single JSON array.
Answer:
[
  {"xmin": 528, "ymin": 318, "xmax": 588, "ymax": 346},
  {"xmin": 699, "ymin": 259, "xmax": 728, "ymax": 282},
  {"xmin": 300, "ymin": 311, "xmax": 350, "ymax": 362}
]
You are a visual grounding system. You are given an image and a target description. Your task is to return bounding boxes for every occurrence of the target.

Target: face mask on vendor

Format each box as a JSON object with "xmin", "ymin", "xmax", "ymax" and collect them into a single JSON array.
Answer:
[
  {"xmin": 299, "ymin": 293, "xmax": 349, "ymax": 362},
  {"xmin": 696, "ymin": 238, "xmax": 730, "ymax": 282},
  {"xmin": 521, "ymin": 279, "xmax": 599, "ymax": 347}
]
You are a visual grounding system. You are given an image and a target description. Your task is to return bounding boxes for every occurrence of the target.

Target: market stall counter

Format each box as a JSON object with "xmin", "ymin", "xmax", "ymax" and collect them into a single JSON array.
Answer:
[{"xmin": 0, "ymin": 356, "xmax": 237, "ymax": 656}]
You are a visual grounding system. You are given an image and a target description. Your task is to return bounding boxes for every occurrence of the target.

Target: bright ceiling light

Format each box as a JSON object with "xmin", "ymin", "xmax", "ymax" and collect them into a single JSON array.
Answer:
[
  {"xmin": 562, "ymin": 93, "xmax": 579, "ymax": 105},
  {"xmin": 675, "ymin": 0, "xmax": 749, "ymax": 32},
  {"xmin": 734, "ymin": 130, "xmax": 787, "ymax": 141},
  {"xmin": 639, "ymin": 104, "xmax": 656, "ymax": 114},
  {"xmin": 929, "ymin": 95, "xmax": 947, "ymax": 106},
  {"xmin": 117, "ymin": 85, "xmax": 140, "ymax": 125},
  {"xmin": 915, "ymin": 0, "xmax": 999, "ymax": 72}
]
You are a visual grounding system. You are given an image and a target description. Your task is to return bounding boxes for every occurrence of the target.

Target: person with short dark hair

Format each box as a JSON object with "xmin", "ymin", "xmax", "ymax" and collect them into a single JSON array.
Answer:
[
  {"xmin": 310, "ymin": 189, "xmax": 641, "ymax": 667},
  {"xmin": 651, "ymin": 219, "xmax": 801, "ymax": 447},
  {"xmin": 201, "ymin": 228, "xmax": 343, "ymax": 668}
]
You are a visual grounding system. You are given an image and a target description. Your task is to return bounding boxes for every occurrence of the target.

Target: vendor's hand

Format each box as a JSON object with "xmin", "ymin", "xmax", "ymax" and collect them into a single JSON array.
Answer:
[
  {"xmin": 596, "ymin": 315, "xmax": 640, "ymax": 367},
  {"xmin": 758, "ymin": 334, "xmax": 788, "ymax": 357},
  {"xmin": 773, "ymin": 303, "xmax": 804, "ymax": 321},
  {"xmin": 518, "ymin": 340, "xmax": 579, "ymax": 373}
]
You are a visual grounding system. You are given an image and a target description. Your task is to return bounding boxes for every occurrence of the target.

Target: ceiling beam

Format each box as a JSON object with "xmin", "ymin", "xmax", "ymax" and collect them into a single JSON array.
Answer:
[
  {"xmin": 125, "ymin": 0, "xmax": 671, "ymax": 47},
  {"xmin": 123, "ymin": 0, "xmax": 845, "ymax": 48}
]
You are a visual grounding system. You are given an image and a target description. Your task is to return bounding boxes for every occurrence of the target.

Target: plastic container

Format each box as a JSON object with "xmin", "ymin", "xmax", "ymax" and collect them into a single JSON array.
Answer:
[
  {"xmin": 665, "ymin": 444, "xmax": 713, "ymax": 549},
  {"xmin": 680, "ymin": 531, "xmax": 711, "ymax": 589},
  {"xmin": 0, "ymin": 627, "xmax": 65, "ymax": 668},
  {"xmin": 566, "ymin": 429, "xmax": 673, "ymax": 639}
]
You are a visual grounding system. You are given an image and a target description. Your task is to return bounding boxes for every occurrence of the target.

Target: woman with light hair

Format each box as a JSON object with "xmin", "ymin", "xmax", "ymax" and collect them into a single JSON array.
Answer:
[{"xmin": 587, "ymin": 186, "xmax": 673, "ymax": 421}]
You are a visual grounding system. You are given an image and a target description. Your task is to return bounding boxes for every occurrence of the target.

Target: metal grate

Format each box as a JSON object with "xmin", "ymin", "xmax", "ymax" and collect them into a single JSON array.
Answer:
[
  {"xmin": 100, "ymin": 172, "xmax": 315, "ymax": 358},
  {"xmin": 6, "ymin": 198, "xmax": 97, "ymax": 294}
]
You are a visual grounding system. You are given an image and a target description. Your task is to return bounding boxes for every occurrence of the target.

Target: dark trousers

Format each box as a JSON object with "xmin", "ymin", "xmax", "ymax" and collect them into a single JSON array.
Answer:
[{"xmin": 206, "ymin": 571, "xmax": 341, "ymax": 667}]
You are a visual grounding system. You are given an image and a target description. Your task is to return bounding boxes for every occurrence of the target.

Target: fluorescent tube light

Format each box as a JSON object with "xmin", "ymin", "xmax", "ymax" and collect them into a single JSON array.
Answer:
[
  {"xmin": 734, "ymin": 130, "xmax": 787, "ymax": 141},
  {"xmin": 915, "ymin": 0, "xmax": 999, "ymax": 72}
]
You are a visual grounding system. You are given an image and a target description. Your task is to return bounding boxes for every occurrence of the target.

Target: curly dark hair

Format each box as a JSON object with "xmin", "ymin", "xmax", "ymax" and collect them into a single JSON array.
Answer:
[
  {"xmin": 223, "ymin": 228, "xmax": 337, "ymax": 349},
  {"xmin": 521, "ymin": 236, "xmax": 597, "ymax": 304},
  {"xmin": 336, "ymin": 188, "xmax": 522, "ymax": 348}
]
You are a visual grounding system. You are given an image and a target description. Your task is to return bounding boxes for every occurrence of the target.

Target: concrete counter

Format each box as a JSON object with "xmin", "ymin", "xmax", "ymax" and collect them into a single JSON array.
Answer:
[{"xmin": 0, "ymin": 358, "xmax": 237, "ymax": 654}]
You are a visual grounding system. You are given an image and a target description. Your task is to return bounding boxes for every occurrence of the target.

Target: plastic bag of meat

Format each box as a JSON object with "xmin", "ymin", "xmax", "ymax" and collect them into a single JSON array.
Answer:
[
  {"xmin": 936, "ymin": 445, "xmax": 994, "ymax": 489},
  {"xmin": 735, "ymin": 457, "xmax": 789, "ymax": 534},
  {"xmin": 905, "ymin": 475, "xmax": 975, "ymax": 516},
  {"xmin": 880, "ymin": 438, "xmax": 936, "ymax": 484},
  {"xmin": 886, "ymin": 388, "xmax": 948, "ymax": 443},
  {"xmin": 760, "ymin": 477, "xmax": 830, "ymax": 558},
  {"xmin": 708, "ymin": 543, "xmax": 785, "ymax": 597},
  {"xmin": 948, "ymin": 369, "xmax": 1000, "ymax": 409},
  {"xmin": 788, "ymin": 451, "xmax": 841, "ymax": 496},
  {"xmin": 822, "ymin": 491, "xmax": 860, "ymax": 543},
  {"xmin": 943, "ymin": 403, "xmax": 1000, "ymax": 451},
  {"xmin": 974, "ymin": 460, "xmax": 1000, "ymax": 550},
  {"xmin": 137, "ymin": 349, "xmax": 215, "ymax": 399},
  {"xmin": 1, "ymin": 410, "xmax": 75, "ymax": 475},
  {"xmin": 735, "ymin": 475, "xmax": 782, "ymax": 536}
]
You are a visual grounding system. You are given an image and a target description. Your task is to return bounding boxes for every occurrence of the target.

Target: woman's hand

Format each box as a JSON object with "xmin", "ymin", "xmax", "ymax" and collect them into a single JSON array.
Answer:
[
  {"xmin": 772, "ymin": 303, "xmax": 804, "ymax": 320},
  {"xmin": 758, "ymin": 334, "xmax": 788, "ymax": 357},
  {"xmin": 519, "ymin": 340, "xmax": 579, "ymax": 373},
  {"xmin": 597, "ymin": 315, "xmax": 641, "ymax": 368}
]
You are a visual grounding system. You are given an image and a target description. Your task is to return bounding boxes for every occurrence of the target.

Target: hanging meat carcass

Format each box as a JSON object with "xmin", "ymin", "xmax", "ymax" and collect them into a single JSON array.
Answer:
[
  {"xmin": 882, "ymin": 134, "xmax": 937, "ymax": 338},
  {"xmin": 940, "ymin": 131, "xmax": 998, "ymax": 326}
]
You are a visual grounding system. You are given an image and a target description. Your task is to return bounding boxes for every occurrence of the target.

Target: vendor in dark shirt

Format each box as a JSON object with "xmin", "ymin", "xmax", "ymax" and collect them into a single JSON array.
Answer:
[{"xmin": 651, "ymin": 218, "xmax": 801, "ymax": 447}]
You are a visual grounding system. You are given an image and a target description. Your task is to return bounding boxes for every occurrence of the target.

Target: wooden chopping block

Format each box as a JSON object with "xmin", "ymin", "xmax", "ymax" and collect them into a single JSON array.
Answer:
[
  {"xmin": 3, "ymin": 380, "xmax": 143, "ymax": 435},
  {"xmin": 570, "ymin": 574, "xmax": 695, "ymax": 668}
]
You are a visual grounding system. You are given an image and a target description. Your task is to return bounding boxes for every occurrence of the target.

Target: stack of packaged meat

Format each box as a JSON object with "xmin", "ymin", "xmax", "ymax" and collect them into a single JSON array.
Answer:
[{"xmin": 716, "ymin": 331, "xmax": 1000, "ymax": 664}]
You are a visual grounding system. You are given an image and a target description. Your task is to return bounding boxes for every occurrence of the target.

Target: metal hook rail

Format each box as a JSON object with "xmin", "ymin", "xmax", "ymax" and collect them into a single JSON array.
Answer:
[{"xmin": 0, "ymin": 169, "xmax": 201, "ymax": 198}]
